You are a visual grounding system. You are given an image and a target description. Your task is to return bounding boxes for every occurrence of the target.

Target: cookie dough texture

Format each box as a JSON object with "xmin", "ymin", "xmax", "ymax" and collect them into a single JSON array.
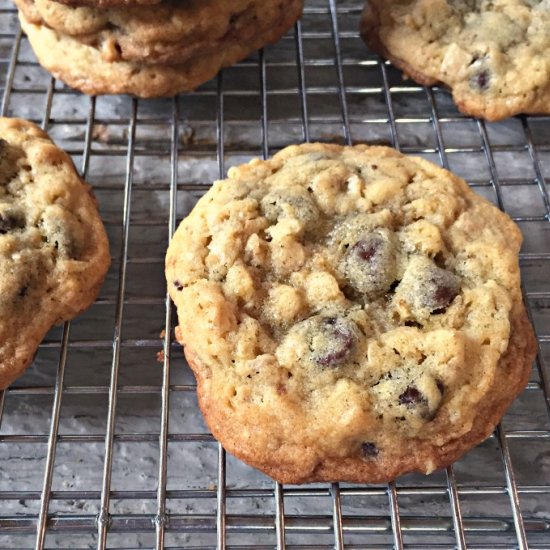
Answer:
[
  {"xmin": 166, "ymin": 143, "xmax": 536, "ymax": 483},
  {"xmin": 361, "ymin": 0, "xmax": 550, "ymax": 121},
  {"xmin": 0, "ymin": 118, "xmax": 110, "ymax": 388},
  {"xmin": 18, "ymin": 0, "xmax": 303, "ymax": 97}
]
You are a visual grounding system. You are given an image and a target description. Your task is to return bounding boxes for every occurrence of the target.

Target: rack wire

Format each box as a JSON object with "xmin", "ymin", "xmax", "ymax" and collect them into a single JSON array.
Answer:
[{"xmin": 1, "ymin": 0, "xmax": 550, "ymax": 548}]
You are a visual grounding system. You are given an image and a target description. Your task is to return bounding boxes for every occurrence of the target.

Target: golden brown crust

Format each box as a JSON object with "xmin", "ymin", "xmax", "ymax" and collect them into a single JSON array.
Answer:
[
  {"xmin": 18, "ymin": 0, "xmax": 302, "ymax": 97},
  {"xmin": 360, "ymin": 0, "xmax": 550, "ymax": 121},
  {"xmin": 0, "ymin": 117, "xmax": 110, "ymax": 388}
]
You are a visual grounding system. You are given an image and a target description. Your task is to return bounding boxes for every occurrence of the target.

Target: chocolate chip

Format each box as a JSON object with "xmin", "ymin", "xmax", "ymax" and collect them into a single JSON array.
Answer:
[
  {"xmin": 261, "ymin": 190, "xmax": 319, "ymax": 227},
  {"xmin": 434, "ymin": 283, "xmax": 458, "ymax": 308},
  {"xmin": 361, "ymin": 442, "xmax": 379, "ymax": 458},
  {"xmin": 310, "ymin": 316, "xmax": 358, "ymax": 367},
  {"xmin": 353, "ymin": 240, "xmax": 377, "ymax": 262},
  {"xmin": 419, "ymin": 267, "xmax": 460, "ymax": 312},
  {"xmin": 470, "ymin": 69, "xmax": 490, "ymax": 91},
  {"xmin": 0, "ymin": 213, "xmax": 23, "ymax": 234},
  {"xmin": 341, "ymin": 230, "xmax": 396, "ymax": 298},
  {"xmin": 173, "ymin": 280, "xmax": 183, "ymax": 291},
  {"xmin": 436, "ymin": 380, "xmax": 445, "ymax": 394},
  {"xmin": 398, "ymin": 386, "xmax": 424, "ymax": 407},
  {"xmin": 18, "ymin": 286, "xmax": 28, "ymax": 298}
]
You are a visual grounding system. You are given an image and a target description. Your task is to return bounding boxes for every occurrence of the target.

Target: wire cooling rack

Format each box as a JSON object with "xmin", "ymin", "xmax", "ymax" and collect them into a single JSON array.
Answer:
[{"xmin": 1, "ymin": 0, "xmax": 550, "ymax": 548}]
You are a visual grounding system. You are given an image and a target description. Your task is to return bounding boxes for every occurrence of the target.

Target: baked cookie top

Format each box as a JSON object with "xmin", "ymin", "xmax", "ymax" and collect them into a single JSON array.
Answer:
[
  {"xmin": 16, "ymin": 0, "xmax": 299, "ymax": 65},
  {"xmin": 361, "ymin": 0, "xmax": 550, "ymax": 121},
  {"xmin": 0, "ymin": 118, "xmax": 110, "ymax": 388},
  {"xmin": 166, "ymin": 143, "xmax": 535, "ymax": 483}
]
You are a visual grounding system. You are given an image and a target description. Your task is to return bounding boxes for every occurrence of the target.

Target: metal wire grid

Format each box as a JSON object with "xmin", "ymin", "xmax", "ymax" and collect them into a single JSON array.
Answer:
[{"xmin": 0, "ymin": 0, "xmax": 549, "ymax": 548}]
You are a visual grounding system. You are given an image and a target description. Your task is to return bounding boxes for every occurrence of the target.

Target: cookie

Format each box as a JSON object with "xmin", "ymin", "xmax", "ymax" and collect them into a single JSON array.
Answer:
[
  {"xmin": 18, "ymin": 0, "xmax": 302, "ymax": 97},
  {"xmin": 16, "ymin": 0, "xmax": 301, "ymax": 66},
  {"xmin": 51, "ymin": 0, "xmax": 160, "ymax": 9},
  {"xmin": 361, "ymin": 0, "xmax": 550, "ymax": 121},
  {"xmin": 0, "ymin": 118, "xmax": 110, "ymax": 389},
  {"xmin": 165, "ymin": 143, "xmax": 536, "ymax": 484}
]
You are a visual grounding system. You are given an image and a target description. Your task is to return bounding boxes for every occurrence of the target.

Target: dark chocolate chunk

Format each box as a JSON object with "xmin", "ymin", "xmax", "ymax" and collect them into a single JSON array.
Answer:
[
  {"xmin": 0, "ymin": 213, "xmax": 23, "ymax": 234},
  {"xmin": 398, "ymin": 386, "xmax": 424, "ymax": 407},
  {"xmin": 361, "ymin": 442, "xmax": 379, "ymax": 458}
]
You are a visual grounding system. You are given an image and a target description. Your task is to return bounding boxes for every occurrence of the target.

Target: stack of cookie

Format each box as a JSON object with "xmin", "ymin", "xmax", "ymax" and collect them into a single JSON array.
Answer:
[
  {"xmin": 14, "ymin": 0, "xmax": 303, "ymax": 97},
  {"xmin": 361, "ymin": 0, "xmax": 550, "ymax": 121}
]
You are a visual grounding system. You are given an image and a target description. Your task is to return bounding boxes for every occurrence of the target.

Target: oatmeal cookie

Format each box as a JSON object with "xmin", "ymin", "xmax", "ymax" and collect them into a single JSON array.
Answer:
[
  {"xmin": 166, "ymin": 143, "xmax": 536, "ymax": 483},
  {"xmin": 361, "ymin": 0, "xmax": 550, "ymax": 121},
  {"xmin": 51, "ymin": 0, "xmax": 159, "ymax": 9},
  {"xmin": 0, "ymin": 118, "xmax": 110, "ymax": 388},
  {"xmin": 16, "ymin": 0, "xmax": 301, "ymax": 66},
  {"xmin": 17, "ymin": 0, "xmax": 302, "ymax": 97}
]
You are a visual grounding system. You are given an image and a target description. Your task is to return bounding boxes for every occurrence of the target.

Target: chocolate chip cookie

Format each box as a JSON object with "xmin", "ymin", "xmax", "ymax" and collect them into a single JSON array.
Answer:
[
  {"xmin": 165, "ymin": 143, "xmax": 536, "ymax": 484},
  {"xmin": 51, "ymin": 0, "xmax": 160, "ymax": 8},
  {"xmin": 17, "ymin": 0, "xmax": 303, "ymax": 97},
  {"xmin": 361, "ymin": 0, "xmax": 550, "ymax": 121},
  {"xmin": 0, "ymin": 118, "xmax": 110, "ymax": 388}
]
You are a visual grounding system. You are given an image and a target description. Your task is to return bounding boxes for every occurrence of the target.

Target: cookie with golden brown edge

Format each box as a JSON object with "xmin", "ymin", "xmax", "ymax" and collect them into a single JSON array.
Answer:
[
  {"xmin": 16, "ymin": 0, "xmax": 301, "ymax": 66},
  {"xmin": 17, "ymin": 0, "xmax": 303, "ymax": 97},
  {"xmin": 361, "ymin": 0, "xmax": 550, "ymax": 121},
  {"xmin": 0, "ymin": 118, "xmax": 110, "ymax": 389},
  {"xmin": 52, "ymin": 0, "xmax": 159, "ymax": 8},
  {"xmin": 165, "ymin": 143, "xmax": 536, "ymax": 484}
]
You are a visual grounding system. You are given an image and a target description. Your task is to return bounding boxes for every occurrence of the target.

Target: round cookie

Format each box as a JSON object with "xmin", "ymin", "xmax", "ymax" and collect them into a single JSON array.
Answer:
[
  {"xmin": 0, "ymin": 118, "xmax": 110, "ymax": 389},
  {"xmin": 16, "ymin": 0, "xmax": 301, "ymax": 66},
  {"xmin": 361, "ymin": 0, "xmax": 550, "ymax": 121},
  {"xmin": 166, "ymin": 143, "xmax": 536, "ymax": 484},
  {"xmin": 18, "ymin": 0, "xmax": 302, "ymax": 97},
  {"xmin": 51, "ymin": 0, "xmax": 160, "ymax": 9}
]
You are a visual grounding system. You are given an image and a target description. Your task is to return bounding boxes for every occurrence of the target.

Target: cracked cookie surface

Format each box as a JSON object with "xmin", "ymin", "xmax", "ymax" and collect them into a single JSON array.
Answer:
[
  {"xmin": 361, "ymin": 0, "xmax": 550, "ymax": 121},
  {"xmin": 0, "ymin": 118, "xmax": 110, "ymax": 388},
  {"xmin": 166, "ymin": 143, "xmax": 536, "ymax": 483}
]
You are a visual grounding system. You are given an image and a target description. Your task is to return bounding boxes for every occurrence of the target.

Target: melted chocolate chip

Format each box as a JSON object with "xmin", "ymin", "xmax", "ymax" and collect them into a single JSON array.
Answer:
[
  {"xmin": 419, "ymin": 266, "xmax": 460, "ymax": 312},
  {"xmin": 434, "ymin": 282, "xmax": 458, "ymax": 308},
  {"xmin": 173, "ymin": 280, "xmax": 183, "ymax": 291},
  {"xmin": 341, "ymin": 230, "xmax": 396, "ymax": 298},
  {"xmin": 471, "ymin": 69, "xmax": 490, "ymax": 91},
  {"xmin": 261, "ymin": 190, "xmax": 319, "ymax": 227},
  {"xmin": 352, "ymin": 239, "xmax": 377, "ymax": 262},
  {"xmin": 0, "ymin": 213, "xmax": 23, "ymax": 234},
  {"xmin": 361, "ymin": 442, "xmax": 379, "ymax": 458},
  {"xmin": 311, "ymin": 316, "xmax": 358, "ymax": 367},
  {"xmin": 398, "ymin": 386, "xmax": 424, "ymax": 407}
]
